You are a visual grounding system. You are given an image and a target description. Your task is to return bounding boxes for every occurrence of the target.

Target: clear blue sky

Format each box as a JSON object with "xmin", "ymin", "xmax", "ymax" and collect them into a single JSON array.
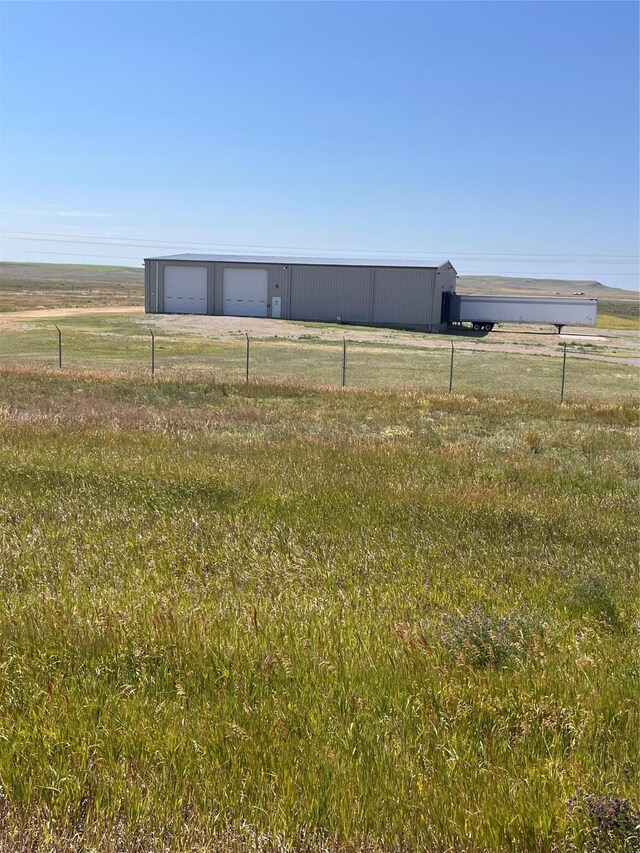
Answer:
[{"xmin": 1, "ymin": 1, "xmax": 638, "ymax": 289}]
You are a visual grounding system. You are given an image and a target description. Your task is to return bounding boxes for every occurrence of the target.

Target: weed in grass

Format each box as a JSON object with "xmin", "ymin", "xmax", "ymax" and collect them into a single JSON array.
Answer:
[
  {"xmin": 436, "ymin": 608, "xmax": 545, "ymax": 668},
  {"xmin": 567, "ymin": 790, "xmax": 640, "ymax": 852}
]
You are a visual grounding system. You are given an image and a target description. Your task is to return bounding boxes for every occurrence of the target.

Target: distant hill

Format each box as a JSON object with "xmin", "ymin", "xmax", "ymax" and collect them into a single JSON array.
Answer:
[
  {"xmin": 0, "ymin": 261, "xmax": 143, "ymax": 286},
  {"xmin": 457, "ymin": 275, "xmax": 637, "ymax": 301},
  {"xmin": 0, "ymin": 262, "xmax": 143, "ymax": 312}
]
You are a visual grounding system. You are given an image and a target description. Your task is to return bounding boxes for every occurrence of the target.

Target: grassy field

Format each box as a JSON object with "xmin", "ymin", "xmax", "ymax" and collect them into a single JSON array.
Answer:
[
  {"xmin": 595, "ymin": 299, "xmax": 640, "ymax": 331},
  {"xmin": 0, "ymin": 367, "xmax": 638, "ymax": 851},
  {"xmin": 0, "ymin": 309, "xmax": 637, "ymax": 406},
  {"xmin": 0, "ymin": 262, "xmax": 143, "ymax": 311}
]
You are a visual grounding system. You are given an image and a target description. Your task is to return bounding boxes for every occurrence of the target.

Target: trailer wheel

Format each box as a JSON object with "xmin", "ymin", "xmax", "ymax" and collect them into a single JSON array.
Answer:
[
  {"xmin": 472, "ymin": 322, "xmax": 482, "ymax": 332},
  {"xmin": 483, "ymin": 323, "xmax": 494, "ymax": 332}
]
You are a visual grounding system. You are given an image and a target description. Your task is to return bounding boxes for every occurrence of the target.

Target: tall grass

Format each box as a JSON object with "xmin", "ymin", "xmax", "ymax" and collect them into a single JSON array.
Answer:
[{"xmin": 0, "ymin": 369, "xmax": 637, "ymax": 850}]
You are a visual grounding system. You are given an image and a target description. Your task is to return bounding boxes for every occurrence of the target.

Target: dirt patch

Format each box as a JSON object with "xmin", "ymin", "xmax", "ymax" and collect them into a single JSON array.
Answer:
[
  {"xmin": 139, "ymin": 314, "xmax": 638, "ymax": 364},
  {"xmin": 560, "ymin": 333, "xmax": 609, "ymax": 342},
  {"xmin": 0, "ymin": 306, "xmax": 141, "ymax": 325}
]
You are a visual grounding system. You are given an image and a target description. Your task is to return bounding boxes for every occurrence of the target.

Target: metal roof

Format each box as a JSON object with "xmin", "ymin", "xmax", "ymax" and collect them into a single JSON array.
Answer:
[{"xmin": 145, "ymin": 252, "xmax": 454, "ymax": 270}]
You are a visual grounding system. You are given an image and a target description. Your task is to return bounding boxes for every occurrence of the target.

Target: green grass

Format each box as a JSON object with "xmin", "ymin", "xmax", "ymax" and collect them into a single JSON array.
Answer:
[
  {"xmin": 0, "ymin": 312, "xmax": 637, "ymax": 406},
  {"xmin": 0, "ymin": 367, "xmax": 638, "ymax": 851}
]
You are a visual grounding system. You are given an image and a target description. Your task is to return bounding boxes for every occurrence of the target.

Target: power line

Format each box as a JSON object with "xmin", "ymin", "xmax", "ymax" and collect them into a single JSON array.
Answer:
[
  {"xmin": 1, "ymin": 250, "xmax": 142, "ymax": 262},
  {"xmin": 4, "ymin": 236, "xmax": 639, "ymax": 273},
  {"xmin": 6, "ymin": 235, "xmax": 639, "ymax": 265},
  {"xmin": 2, "ymin": 230, "xmax": 639, "ymax": 262},
  {"xmin": 3, "ymin": 250, "xmax": 639, "ymax": 278}
]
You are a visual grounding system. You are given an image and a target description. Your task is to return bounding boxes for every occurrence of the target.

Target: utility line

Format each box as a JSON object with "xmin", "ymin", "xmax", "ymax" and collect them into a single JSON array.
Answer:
[
  {"xmin": 4, "ymin": 236, "xmax": 639, "ymax": 270},
  {"xmin": 3, "ymin": 231, "xmax": 638, "ymax": 262},
  {"xmin": 5, "ymin": 235, "xmax": 639, "ymax": 265},
  {"xmin": 1, "ymin": 250, "xmax": 143, "ymax": 262},
  {"xmin": 3, "ymin": 249, "xmax": 639, "ymax": 277}
]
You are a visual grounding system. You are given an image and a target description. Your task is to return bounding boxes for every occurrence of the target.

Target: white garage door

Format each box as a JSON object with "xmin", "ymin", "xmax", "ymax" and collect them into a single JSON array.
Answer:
[
  {"xmin": 164, "ymin": 265, "xmax": 207, "ymax": 314},
  {"xmin": 223, "ymin": 268, "xmax": 268, "ymax": 317}
]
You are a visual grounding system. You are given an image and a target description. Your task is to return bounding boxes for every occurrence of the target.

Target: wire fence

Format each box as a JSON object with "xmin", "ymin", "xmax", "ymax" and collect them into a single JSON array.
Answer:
[{"xmin": 1, "ymin": 327, "xmax": 638, "ymax": 405}]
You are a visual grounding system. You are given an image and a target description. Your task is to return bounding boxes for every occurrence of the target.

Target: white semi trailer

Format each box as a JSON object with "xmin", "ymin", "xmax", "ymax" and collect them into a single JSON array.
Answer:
[{"xmin": 446, "ymin": 294, "xmax": 597, "ymax": 333}]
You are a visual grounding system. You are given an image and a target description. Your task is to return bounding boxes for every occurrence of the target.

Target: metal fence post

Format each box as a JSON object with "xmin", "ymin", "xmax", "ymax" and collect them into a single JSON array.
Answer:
[
  {"xmin": 245, "ymin": 333, "xmax": 250, "ymax": 384},
  {"xmin": 448, "ymin": 341, "xmax": 454, "ymax": 392},
  {"xmin": 560, "ymin": 342, "xmax": 567, "ymax": 403},
  {"xmin": 54, "ymin": 325, "xmax": 62, "ymax": 369},
  {"xmin": 342, "ymin": 337, "xmax": 347, "ymax": 388},
  {"xmin": 150, "ymin": 328, "xmax": 155, "ymax": 376}
]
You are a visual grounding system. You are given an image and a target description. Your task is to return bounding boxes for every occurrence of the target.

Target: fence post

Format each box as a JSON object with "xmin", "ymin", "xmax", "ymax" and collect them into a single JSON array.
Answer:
[
  {"xmin": 560, "ymin": 342, "xmax": 567, "ymax": 403},
  {"xmin": 150, "ymin": 328, "xmax": 155, "ymax": 377},
  {"xmin": 342, "ymin": 337, "xmax": 347, "ymax": 388},
  {"xmin": 448, "ymin": 341, "xmax": 454, "ymax": 392},
  {"xmin": 54, "ymin": 324, "xmax": 62, "ymax": 369},
  {"xmin": 245, "ymin": 333, "xmax": 250, "ymax": 384}
]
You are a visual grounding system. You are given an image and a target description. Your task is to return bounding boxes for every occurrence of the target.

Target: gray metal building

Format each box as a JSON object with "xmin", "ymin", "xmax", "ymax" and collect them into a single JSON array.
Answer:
[{"xmin": 144, "ymin": 254, "xmax": 457, "ymax": 333}]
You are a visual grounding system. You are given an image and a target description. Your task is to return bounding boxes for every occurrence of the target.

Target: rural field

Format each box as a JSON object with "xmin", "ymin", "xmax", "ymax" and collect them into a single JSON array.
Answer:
[
  {"xmin": 0, "ymin": 264, "xmax": 638, "ymax": 851},
  {"xmin": 0, "ymin": 263, "xmax": 144, "ymax": 312},
  {"xmin": 1, "ymin": 306, "xmax": 638, "ymax": 406},
  {"xmin": 0, "ymin": 264, "xmax": 638, "ymax": 408},
  {"xmin": 1, "ymin": 263, "xmax": 638, "ymax": 329},
  {"xmin": 0, "ymin": 367, "xmax": 638, "ymax": 851}
]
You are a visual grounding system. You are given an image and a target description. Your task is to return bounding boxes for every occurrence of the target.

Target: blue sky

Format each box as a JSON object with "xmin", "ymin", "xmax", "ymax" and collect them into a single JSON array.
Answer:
[{"xmin": 1, "ymin": 1, "xmax": 638, "ymax": 289}]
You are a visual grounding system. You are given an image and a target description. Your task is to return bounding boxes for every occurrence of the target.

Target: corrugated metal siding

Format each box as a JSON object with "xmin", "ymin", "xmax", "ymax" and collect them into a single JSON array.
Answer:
[
  {"xmin": 438, "ymin": 264, "xmax": 456, "ymax": 294},
  {"xmin": 145, "ymin": 257, "xmax": 457, "ymax": 332},
  {"xmin": 207, "ymin": 262, "xmax": 215, "ymax": 311},
  {"xmin": 144, "ymin": 262, "xmax": 151, "ymax": 313},
  {"xmin": 144, "ymin": 260, "xmax": 159, "ymax": 313},
  {"xmin": 290, "ymin": 265, "xmax": 373, "ymax": 323},
  {"xmin": 212, "ymin": 263, "xmax": 223, "ymax": 314},
  {"xmin": 268, "ymin": 264, "xmax": 290, "ymax": 318},
  {"xmin": 372, "ymin": 268, "xmax": 435, "ymax": 328}
]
